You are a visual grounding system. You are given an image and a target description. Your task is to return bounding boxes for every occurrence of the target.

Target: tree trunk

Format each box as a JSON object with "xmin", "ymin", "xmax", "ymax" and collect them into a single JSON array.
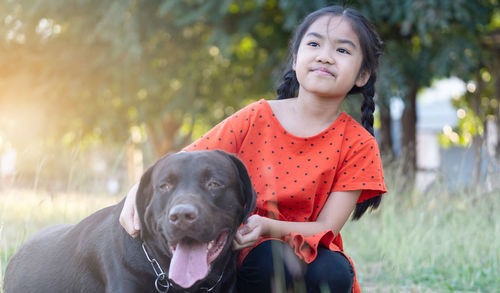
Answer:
[
  {"xmin": 401, "ymin": 85, "xmax": 418, "ymax": 186},
  {"xmin": 146, "ymin": 115, "xmax": 182, "ymax": 158},
  {"xmin": 378, "ymin": 97, "xmax": 394, "ymax": 161},
  {"xmin": 146, "ymin": 113, "xmax": 195, "ymax": 159},
  {"xmin": 470, "ymin": 71, "xmax": 485, "ymax": 187},
  {"xmin": 494, "ymin": 55, "xmax": 500, "ymax": 162},
  {"xmin": 126, "ymin": 142, "xmax": 144, "ymax": 187},
  {"xmin": 472, "ymin": 133, "xmax": 484, "ymax": 187},
  {"xmin": 484, "ymin": 31, "xmax": 500, "ymax": 162}
]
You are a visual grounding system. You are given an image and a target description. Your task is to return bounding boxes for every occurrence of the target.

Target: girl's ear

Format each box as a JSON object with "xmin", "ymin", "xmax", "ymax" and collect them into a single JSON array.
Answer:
[
  {"xmin": 355, "ymin": 70, "xmax": 371, "ymax": 87},
  {"xmin": 292, "ymin": 55, "xmax": 297, "ymax": 71}
]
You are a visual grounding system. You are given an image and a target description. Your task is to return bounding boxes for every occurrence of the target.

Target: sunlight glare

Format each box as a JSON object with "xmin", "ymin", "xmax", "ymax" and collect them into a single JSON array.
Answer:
[
  {"xmin": 169, "ymin": 79, "xmax": 182, "ymax": 91},
  {"xmin": 15, "ymin": 33, "xmax": 25, "ymax": 44},
  {"xmin": 491, "ymin": 99, "xmax": 498, "ymax": 108},
  {"xmin": 130, "ymin": 126, "xmax": 143, "ymax": 143},
  {"xmin": 481, "ymin": 71, "xmax": 491, "ymax": 82},
  {"xmin": 137, "ymin": 88, "xmax": 148, "ymax": 100},
  {"xmin": 36, "ymin": 18, "xmax": 62, "ymax": 39},
  {"xmin": 466, "ymin": 82, "xmax": 476, "ymax": 93},
  {"xmin": 443, "ymin": 125, "xmax": 453, "ymax": 135},
  {"xmin": 457, "ymin": 109, "xmax": 466, "ymax": 119},
  {"xmin": 6, "ymin": 30, "xmax": 15, "ymax": 41},
  {"xmin": 463, "ymin": 133, "xmax": 472, "ymax": 145},
  {"xmin": 4, "ymin": 14, "xmax": 13, "ymax": 24},
  {"xmin": 209, "ymin": 46, "xmax": 220, "ymax": 57}
]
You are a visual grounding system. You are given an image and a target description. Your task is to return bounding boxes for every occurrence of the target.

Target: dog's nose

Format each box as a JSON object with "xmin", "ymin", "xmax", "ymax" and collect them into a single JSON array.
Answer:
[{"xmin": 168, "ymin": 204, "xmax": 198, "ymax": 226}]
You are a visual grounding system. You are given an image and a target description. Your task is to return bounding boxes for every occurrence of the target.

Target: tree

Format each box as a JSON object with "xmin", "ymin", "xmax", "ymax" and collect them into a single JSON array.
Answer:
[
  {"xmin": 0, "ymin": 0, "xmax": 297, "ymax": 156},
  {"xmin": 357, "ymin": 0, "xmax": 495, "ymax": 184},
  {"xmin": 1, "ymin": 0, "xmax": 497, "ymax": 189},
  {"xmin": 440, "ymin": 15, "xmax": 500, "ymax": 187}
]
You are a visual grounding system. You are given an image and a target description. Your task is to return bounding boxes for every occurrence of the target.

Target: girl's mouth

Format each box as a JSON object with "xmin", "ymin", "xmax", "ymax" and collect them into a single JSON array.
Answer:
[{"xmin": 312, "ymin": 67, "xmax": 335, "ymax": 77}]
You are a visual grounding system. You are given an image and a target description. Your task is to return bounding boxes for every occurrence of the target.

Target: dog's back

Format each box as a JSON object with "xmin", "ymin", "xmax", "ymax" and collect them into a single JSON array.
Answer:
[
  {"xmin": 5, "ymin": 224, "xmax": 75, "ymax": 292},
  {"xmin": 3, "ymin": 204, "xmax": 149, "ymax": 293}
]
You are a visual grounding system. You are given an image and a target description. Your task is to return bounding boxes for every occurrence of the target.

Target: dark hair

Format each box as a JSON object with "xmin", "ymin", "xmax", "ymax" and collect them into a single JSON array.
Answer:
[{"xmin": 276, "ymin": 6, "xmax": 383, "ymax": 219}]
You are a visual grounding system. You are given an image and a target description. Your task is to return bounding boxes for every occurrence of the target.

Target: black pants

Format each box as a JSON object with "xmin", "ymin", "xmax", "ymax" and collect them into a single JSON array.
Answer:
[{"xmin": 236, "ymin": 240, "xmax": 354, "ymax": 293}]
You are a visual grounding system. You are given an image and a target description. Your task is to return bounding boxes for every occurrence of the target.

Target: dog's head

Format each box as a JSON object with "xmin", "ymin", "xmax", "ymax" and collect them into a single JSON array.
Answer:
[{"xmin": 136, "ymin": 150, "xmax": 256, "ymax": 289}]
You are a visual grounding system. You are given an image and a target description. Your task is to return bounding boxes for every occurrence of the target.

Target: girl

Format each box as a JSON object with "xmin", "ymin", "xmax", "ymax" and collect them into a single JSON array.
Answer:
[{"xmin": 120, "ymin": 5, "xmax": 386, "ymax": 293}]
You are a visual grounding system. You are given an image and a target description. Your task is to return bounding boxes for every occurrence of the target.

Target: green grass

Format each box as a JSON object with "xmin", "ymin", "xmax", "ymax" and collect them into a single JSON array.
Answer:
[
  {"xmin": 0, "ymin": 189, "xmax": 121, "ymax": 286},
  {"xmin": 342, "ymin": 186, "xmax": 499, "ymax": 292},
  {"xmin": 1, "ymin": 184, "xmax": 499, "ymax": 292}
]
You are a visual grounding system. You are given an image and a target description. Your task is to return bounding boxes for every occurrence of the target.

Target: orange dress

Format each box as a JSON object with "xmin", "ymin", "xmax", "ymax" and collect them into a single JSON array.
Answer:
[{"xmin": 184, "ymin": 99, "xmax": 387, "ymax": 292}]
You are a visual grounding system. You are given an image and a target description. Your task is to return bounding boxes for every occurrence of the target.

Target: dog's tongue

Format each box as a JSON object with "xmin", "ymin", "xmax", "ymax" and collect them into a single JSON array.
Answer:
[{"xmin": 168, "ymin": 240, "xmax": 209, "ymax": 288}]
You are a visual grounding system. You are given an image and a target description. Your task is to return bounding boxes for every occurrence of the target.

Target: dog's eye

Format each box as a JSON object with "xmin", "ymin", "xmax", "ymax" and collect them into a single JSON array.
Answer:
[
  {"xmin": 158, "ymin": 183, "xmax": 171, "ymax": 192},
  {"xmin": 207, "ymin": 181, "xmax": 221, "ymax": 188}
]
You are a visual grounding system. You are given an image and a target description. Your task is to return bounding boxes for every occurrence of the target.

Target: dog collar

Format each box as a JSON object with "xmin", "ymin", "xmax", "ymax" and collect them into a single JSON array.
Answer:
[
  {"xmin": 141, "ymin": 242, "xmax": 224, "ymax": 292},
  {"xmin": 141, "ymin": 242, "xmax": 170, "ymax": 292}
]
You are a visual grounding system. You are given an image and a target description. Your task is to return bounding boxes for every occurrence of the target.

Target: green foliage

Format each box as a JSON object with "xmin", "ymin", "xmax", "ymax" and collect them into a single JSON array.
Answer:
[
  {"xmin": 0, "ymin": 0, "xmax": 334, "ymax": 154},
  {"xmin": 360, "ymin": 0, "xmax": 494, "ymax": 100},
  {"xmin": 0, "ymin": 0, "xmax": 499, "ymax": 169},
  {"xmin": 440, "ymin": 67, "xmax": 498, "ymax": 148}
]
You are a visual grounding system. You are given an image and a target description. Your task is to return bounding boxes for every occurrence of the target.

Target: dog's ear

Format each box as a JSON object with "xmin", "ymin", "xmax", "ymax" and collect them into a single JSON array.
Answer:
[
  {"xmin": 136, "ymin": 154, "xmax": 171, "ymax": 238},
  {"xmin": 217, "ymin": 150, "xmax": 256, "ymax": 224},
  {"xmin": 135, "ymin": 164, "xmax": 155, "ymax": 236}
]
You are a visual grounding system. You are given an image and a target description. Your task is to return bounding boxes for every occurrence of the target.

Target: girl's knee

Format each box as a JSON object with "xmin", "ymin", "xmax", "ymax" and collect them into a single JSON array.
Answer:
[
  {"xmin": 236, "ymin": 241, "xmax": 279, "ymax": 292},
  {"xmin": 305, "ymin": 250, "xmax": 354, "ymax": 293},
  {"xmin": 307, "ymin": 269, "xmax": 353, "ymax": 293}
]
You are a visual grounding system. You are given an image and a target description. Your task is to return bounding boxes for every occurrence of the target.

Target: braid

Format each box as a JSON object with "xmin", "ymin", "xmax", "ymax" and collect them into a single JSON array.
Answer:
[
  {"xmin": 353, "ymin": 75, "xmax": 381, "ymax": 220},
  {"xmin": 360, "ymin": 77, "xmax": 376, "ymax": 136},
  {"xmin": 276, "ymin": 69, "xmax": 299, "ymax": 100},
  {"xmin": 352, "ymin": 196, "xmax": 381, "ymax": 220}
]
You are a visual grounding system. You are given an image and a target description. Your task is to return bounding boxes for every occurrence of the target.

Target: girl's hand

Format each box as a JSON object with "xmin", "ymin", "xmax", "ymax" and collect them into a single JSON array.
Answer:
[
  {"xmin": 233, "ymin": 214, "xmax": 267, "ymax": 250},
  {"xmin": 119, "ymin": 183, "xmax": 141, "ymax": 238}
]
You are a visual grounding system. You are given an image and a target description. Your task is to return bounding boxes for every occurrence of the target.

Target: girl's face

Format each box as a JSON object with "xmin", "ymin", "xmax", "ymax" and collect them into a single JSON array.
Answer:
[{"xmin": 293, "ymin": 15, "xmax": 369, "ymax": 100}]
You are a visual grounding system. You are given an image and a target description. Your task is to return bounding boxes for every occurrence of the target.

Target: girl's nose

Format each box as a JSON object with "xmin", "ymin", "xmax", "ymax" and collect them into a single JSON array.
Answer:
[{"xmin": 315, "ymin": 49, "xmax": 335, "ymax": 64}]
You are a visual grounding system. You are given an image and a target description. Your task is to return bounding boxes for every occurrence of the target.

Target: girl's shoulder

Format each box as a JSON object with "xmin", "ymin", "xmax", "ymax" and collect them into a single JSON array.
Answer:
[
  {"xmin": 222, "ymin": 99, "xmax": 277, "ymax": 131},
  {"xmin": 233, "ymin": 98, "xmax": 273, "ymax": 116},
  {"xmin": 340, "ymin": 113, "xmax": 375, "ymax": 142}
]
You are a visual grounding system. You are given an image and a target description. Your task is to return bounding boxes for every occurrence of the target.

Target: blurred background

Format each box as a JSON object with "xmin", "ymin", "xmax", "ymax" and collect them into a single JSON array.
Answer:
[
  {"xmin": 1, "ymin": 0, "xmax": 499, "ymax": 292},
  {"xmin": 0, "ymin": 0, "xmax": 499, "ymax": 193}
]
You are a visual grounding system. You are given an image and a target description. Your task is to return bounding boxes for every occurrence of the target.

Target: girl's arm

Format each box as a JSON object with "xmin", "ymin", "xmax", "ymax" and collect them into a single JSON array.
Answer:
[
  {"xmin": 119, "ymin": 182, "xmax": 141, "ymax": 237},
  {"xmin": 233, "ymin": 190, "xmax": 361, "ymax": 250}
]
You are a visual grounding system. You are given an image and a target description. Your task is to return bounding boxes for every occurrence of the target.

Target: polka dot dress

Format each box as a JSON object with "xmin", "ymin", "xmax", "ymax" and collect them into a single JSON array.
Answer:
[{"xmin": 184, "ymin": 99, "xmax": 386, "ymax": 269}]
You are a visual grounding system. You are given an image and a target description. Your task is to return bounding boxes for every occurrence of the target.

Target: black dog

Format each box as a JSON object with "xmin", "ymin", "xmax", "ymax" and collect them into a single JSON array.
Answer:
[{"xmin": 4, "ymin": 150, "xmax": 256, "ymax": 292}]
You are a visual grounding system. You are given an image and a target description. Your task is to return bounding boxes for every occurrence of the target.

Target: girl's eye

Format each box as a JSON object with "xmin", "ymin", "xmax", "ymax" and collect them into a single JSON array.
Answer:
[
  {"xmin": 337, "ymin": 48, "xmax": 350, "ymax": 55},
  {"xmin": 307, "ymin": 41, "xmax": 319, "ymax": 47}
]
